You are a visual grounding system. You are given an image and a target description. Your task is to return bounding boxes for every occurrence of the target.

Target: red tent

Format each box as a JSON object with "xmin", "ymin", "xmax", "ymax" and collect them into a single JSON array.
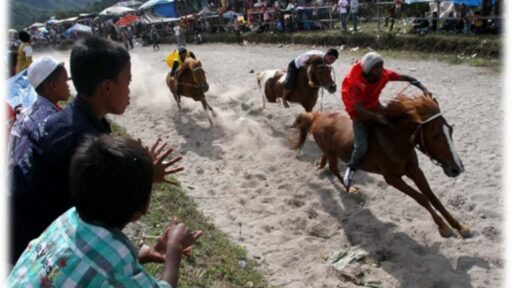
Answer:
[{"xmin": 117, "ymin": 14, "xmax": 139, "ymax": 27}]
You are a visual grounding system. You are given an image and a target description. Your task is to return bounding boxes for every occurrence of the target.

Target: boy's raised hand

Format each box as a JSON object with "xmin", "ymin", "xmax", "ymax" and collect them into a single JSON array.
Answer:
[{"xmin": 138, "ymin": 137, "xmax": 184, "ymax": 185}]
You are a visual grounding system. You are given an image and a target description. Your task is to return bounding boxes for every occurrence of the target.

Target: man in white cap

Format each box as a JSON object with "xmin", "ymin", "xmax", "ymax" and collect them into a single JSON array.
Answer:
[
  {"xmin": 8, "ymin": 56, "xmax": 70, "ymax": 179},
  {"xmin": 341, "ymin": 51, "xmax": 431, "ymax": 190}
]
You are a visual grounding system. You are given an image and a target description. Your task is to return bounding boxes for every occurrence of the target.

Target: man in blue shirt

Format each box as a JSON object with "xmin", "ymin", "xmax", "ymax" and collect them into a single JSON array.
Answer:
[{"xmin": 9, "ymin": 36, "xmax": 183, "ymax": 265}]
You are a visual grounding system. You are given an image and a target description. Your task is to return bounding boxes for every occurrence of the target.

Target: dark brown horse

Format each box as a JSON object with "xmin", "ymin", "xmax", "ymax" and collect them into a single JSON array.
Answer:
[
  {"xmin": 166, "ymin": 58, "xmax": 216, "ymax": 125},
  {"xmin": 256, "ymin": 61, "xmax": 337, "ymax": 112},
  {"xmin": 290, "ymin": 94, "xmax": 470, "ymax": 238}
]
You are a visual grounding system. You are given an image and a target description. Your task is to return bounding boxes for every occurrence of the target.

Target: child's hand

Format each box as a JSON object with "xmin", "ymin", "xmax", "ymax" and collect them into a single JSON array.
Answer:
[
  {"xmin": 138, "ymin": 137, "xmax": 184, "ymax": 185},
  {"xmin": 166, "ymin": 219, "xmax": 203, "ymax": 255},
  {"xmin": 138, "ymin": 244, "xmax": 166, "ymax": 264}
]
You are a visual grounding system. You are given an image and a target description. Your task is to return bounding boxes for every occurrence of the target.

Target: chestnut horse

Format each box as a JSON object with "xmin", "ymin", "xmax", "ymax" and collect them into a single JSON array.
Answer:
[
  {"xmin": 166, "ymin": 58, "xmax": 216, "ymax": 125},
  {"xmin": 290, "ymin": 94, "xmax": 470, "ymax": 238},
  {"xmin": 256, "ymin": 60, "xmax": 337, "ymax": 112}
]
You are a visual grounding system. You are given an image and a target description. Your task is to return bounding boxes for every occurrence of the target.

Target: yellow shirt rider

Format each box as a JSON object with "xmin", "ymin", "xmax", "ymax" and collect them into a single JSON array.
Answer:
[{"xmin": 166, "ymin": 47, "xmax": 196, "ymax": 95}]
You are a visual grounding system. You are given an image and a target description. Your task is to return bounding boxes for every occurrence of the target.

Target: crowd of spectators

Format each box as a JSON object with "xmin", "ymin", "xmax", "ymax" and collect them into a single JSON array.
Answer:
[{"xmin": 7, "ymin": 0, "xmax": 502, "ymax": 70}]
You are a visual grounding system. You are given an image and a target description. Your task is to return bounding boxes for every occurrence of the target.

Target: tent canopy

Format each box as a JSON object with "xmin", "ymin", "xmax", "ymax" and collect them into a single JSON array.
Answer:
[
  {"xmin": 114, "ymin": 0, "xmax": 142, "ymax": 7},
  {"xmin": 138, "ymin": 0, "xmax": 175, "ymax": 10},
  {"xmin": 100, "ymin": 6, "xmax": 135, "ymax": 16},
  {"xmin": 59, "ymin": 17, "xmax": 79, "ymax": 24},
  {"xmin": 28, "ymin": 22, "xmax": 45, "ymax": 29},
  {"xmin": 138, "ymin": 11, "xmax": 180, "ymax": 24},
  {"xmin": 63, "ymin": 23, "xmax": 93, "ymax": 38},
  {"xmin": 117, "ymin": 14, "xmax": 139, "ymax": 26},
  {"xmin": 222, "ymin": 11, "xmax": 243, "ymax": 19},
  {"xmin": 153, "ymin": 3, "xmax": 179, "ymax": 17}
]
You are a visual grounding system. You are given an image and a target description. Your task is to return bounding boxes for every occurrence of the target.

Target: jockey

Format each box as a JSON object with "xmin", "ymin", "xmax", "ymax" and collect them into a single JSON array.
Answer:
[
  {"xmin": 282, "ymin": 48, "xmax": 339, "ymax": 107},
  {"xmin": 166, "ymin": 47, "xmax": 196, "ymax": 95},
  {"xmin": 341, "ymin": 52, "xmax": 431, "ymax": 190}
]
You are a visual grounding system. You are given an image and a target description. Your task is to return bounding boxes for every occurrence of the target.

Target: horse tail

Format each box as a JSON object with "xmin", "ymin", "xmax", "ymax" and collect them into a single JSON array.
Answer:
[{"xmin": 289, "ymin": 112, "xmax": 316, "ymax": 151}]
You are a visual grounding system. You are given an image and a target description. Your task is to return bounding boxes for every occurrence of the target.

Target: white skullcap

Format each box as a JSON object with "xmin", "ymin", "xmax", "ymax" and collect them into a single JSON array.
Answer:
[
  {"xmin": 361, "ymin": 52, "xmax": 384, "ymax": 74},
  {"xmin": 27, "ymin": 56, "xmax": 63, "ymax": 89}
]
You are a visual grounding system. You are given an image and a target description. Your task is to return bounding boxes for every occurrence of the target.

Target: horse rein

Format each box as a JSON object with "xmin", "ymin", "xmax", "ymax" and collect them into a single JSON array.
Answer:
[{"xmin": 315, "ymin": 65, "xmax": 335, "ymax": 111}]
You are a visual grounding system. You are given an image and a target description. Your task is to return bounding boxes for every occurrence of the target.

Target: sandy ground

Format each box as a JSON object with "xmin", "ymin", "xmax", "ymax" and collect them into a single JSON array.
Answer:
[{"xmin": 43, "ymin": 42, "xmax": 502, "ymax": 288}]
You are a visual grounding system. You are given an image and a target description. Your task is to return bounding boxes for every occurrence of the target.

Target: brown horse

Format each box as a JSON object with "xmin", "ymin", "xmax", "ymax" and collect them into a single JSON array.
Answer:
[
  {"xmin": 290, "ymin": 94, "xmax": 470, "ymax": 238},
  {"xmin": 166, "ymin": 58, "xmax": 216, "ymax": 124},
  {"xmin": 256, "ymin": 60, "xmax": 337, "ymax": 112}
]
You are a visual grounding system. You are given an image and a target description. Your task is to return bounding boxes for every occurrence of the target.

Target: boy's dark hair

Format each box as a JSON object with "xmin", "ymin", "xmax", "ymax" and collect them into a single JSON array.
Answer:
[
  {"xmin": 326, "ymin": 48, "xmax": 339, "ymax": 59},
  {"xmin": 18, "ymin": 31, "xmax": 31, "ymax": 43},
  {"xmin": 35, "ymin": 64, "xmax": 66, "ymax": 95},
  {"xmin": 70, "ymin": 135, "xmax": 154, "ymax": 228},
  {"xmin": 70, "ymin": 36, "xmax": 130, "ymax": 96}
]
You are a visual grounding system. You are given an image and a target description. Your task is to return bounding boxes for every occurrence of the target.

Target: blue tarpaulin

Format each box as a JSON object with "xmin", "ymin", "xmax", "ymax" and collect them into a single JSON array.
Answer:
[
  {"xmin": 153, "ymin": 3, "xmax": 179, "ymax": 18},
  {"xmin": 7, "ymin": 70, "xmax": 38, "ymax": 109},
  {"xmin": 405, "ymin": 0, "xmax": 494, "ymax": 6},
  {"xmin": 63, "ymin": 23, "xmax": 93, "ymax": 38}
]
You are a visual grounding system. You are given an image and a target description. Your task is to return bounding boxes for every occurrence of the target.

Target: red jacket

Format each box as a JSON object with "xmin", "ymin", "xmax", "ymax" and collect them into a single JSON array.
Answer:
[{"xmin": 341, "ymin": 61, "xmax": 400, "ymax": 119}]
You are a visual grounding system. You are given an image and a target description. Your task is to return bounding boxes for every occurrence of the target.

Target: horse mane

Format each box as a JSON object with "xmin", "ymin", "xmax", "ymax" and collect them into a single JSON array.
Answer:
[
  {"xmin": 384, "ymin": 94, "xmax": 440, "ymax": 123},
  {"xmin": 183, "ymin": 58, "xmax": 202, "ymax": 71}
]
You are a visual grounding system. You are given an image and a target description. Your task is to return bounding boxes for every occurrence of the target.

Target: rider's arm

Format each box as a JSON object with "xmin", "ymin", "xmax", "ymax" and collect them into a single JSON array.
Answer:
[
  {"xmin": 397, "ymin": 74, "xmax": 431, "ymax": 95},
  {"xmin": 171, "ymin": 61, "xmax": 179, "ymax": 76},
  {"xmin": 350, "ymin": 86, "xmax": 387, "ymax": 123}
]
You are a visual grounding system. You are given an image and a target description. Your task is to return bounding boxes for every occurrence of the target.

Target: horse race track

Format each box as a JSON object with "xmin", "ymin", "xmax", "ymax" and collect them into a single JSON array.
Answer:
[{"xmin": 48, "ymin": 42, "xmax": 503, "ymax": 287}]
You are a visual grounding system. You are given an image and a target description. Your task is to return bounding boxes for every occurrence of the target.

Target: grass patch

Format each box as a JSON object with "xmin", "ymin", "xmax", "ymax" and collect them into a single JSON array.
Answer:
[{"xmin": 139, "ymin": 184, "xmax": 268, "ymax": 288}]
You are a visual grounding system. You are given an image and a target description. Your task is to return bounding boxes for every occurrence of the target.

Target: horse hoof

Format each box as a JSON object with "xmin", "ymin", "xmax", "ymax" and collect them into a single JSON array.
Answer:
[
  {"xmin": 347, "ymin": 186, "xmax": 358, "ymax": 193},
  {"xmin": 458, "ymin": 226, "xmax": 472, "ymax": 238},
  {"xmin": 439, "ymin": 227, "xmax": 454, "ymax": 238}
]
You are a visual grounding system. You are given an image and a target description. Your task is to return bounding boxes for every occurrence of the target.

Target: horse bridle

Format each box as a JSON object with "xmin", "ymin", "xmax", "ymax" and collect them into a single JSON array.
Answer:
[{"xmin": 412, "ymin": 112, "xmax": 444, "ymax": 166}]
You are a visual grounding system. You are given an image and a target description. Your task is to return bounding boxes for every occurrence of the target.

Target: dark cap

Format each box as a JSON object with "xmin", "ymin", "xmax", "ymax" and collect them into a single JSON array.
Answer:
[{"xmin": 178, "ymin": 47, "xmax": 187, "ymax": 54}]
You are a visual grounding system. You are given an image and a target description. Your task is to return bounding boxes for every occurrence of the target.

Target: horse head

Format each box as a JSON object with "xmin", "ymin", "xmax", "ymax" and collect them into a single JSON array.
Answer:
[
  {"xmin": 311, "ymin": 61, "xmax": 336, "ymax": 94},
  {"xmin": 186, "ymin": 58, "xmax": 209, "ymax": 93},
  {"xmin": 411, "ymin": 96, "xmax": 465, "ymax": 177}
]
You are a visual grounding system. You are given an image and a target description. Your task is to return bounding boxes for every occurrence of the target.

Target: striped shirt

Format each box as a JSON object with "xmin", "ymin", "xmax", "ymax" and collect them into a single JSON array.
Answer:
[{"xmin": 7, "ymin": 208, "xmax": 172, "ymax": 288}]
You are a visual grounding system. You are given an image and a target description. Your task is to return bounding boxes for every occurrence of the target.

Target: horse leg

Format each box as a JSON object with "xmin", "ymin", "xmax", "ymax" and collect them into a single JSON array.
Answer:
[
  {"xmin": 383, "ymin": 174, "xmax": 454, "ymax": 238},
  {"xmin": 174, "ymin": 94, "xmax": 182, "ymax": 110},
  {"xmin": 206, "ymin": 101, "xmax": 217, "ymax": 117},
  {"xmin": 260, "ymin": 89, "xmax": 267, "ymax": 111},
  {"xmin": 327, "ymin": 155, "xmax": 346, "ymax": 191},
  {"xmin": 201, "ymin": 99, "xmax": 213, "ymax": 126},
  {"xmin": 316, "ymin": 154, "xmax": 327, "ymax": 169},
  {"xmin": 406, "ymin": 167, "xmax": 471, "ymax": 238}
]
